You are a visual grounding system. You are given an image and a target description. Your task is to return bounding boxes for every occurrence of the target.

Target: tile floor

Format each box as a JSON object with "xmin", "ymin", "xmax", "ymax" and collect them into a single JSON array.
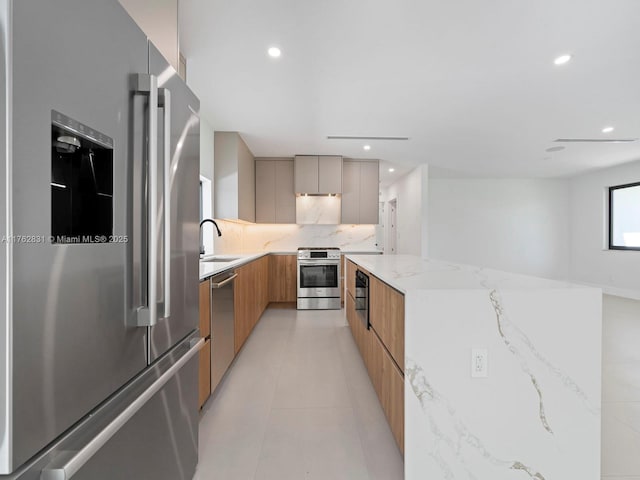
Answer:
[
  {"xmin": 602, "ymin": 294, "xmax": 640, "ymax": 480},
  {"xmin": 194, "ymin": 294, "xmax": 640, "ymax": 480},
  {"xmin": 194, "ymin": 307, "xmax": 403, "ymax": 480}
]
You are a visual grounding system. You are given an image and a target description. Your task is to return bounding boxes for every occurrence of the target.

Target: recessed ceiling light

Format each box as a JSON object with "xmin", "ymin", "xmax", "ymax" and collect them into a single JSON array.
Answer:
[
  {"xmin": 388, "ymin": 168, "xmax": 395, "ymax": 172},
  {"xmin": 363, "ymin": 145, "xmax": 371, "ymax": 151},
  {"xmin": 546, "ymin": 146, "xmax": 565, "ymax": 152},
  {"xmin": 602, "ymin": 126, "xmax": 615, "ymax": 133},
  {"xmin": 554, "ymin": 54, "xmax": 572, "ymax": 65},
  {"xmin": 268, "ymin": 47, "xmax": 281, "ymax": 58}
]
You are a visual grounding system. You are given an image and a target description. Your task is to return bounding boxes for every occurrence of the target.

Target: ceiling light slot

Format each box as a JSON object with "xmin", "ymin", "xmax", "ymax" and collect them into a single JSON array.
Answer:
[
  {"xmin": 327, "ymin": 136, "xmax": 409, "ymax": 141},
  {"xmin": 554, "ymin": 138, "xmax": 638, "ymax": 143}
]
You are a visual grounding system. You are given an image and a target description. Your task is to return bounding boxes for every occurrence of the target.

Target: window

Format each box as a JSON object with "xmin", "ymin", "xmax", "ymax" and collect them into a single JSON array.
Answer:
[{"xmin": 609, "ymin": 182, "xmax": 640, "ymax": 250}]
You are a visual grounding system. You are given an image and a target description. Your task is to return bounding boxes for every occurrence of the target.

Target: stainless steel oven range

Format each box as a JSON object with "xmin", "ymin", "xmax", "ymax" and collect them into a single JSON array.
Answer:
[{"xmin": 297, "ymin": 247, "xmax": 341, "ymax": 309}]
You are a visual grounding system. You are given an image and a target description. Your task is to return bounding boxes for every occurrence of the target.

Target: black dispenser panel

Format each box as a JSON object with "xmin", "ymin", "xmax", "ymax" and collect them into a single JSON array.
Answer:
[{"xmin": 51, "ymin": 110, "xmax": 113, "ymax": 244}]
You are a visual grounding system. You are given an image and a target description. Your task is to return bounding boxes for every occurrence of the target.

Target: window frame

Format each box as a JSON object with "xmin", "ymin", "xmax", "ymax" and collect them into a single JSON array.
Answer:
[{"xmin": 608, "ymin": 181, "xmax": 640, "ymax": 251}]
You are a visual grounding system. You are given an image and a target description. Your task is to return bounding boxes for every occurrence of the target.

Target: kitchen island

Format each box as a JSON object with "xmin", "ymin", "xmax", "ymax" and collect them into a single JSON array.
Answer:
[{"xmin": 346, "ymin": 254, "xmax": 601, "ymax": 479}]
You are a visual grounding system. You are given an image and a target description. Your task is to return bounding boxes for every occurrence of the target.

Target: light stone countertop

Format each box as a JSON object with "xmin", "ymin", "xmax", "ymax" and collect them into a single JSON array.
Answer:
[
  {"xmin": 344, "ymin": 254, "xmax": 584, "ymax": 294},
  {"xmin": 200, "ymin": 250, "xmax": 383, "ymax": 281},
  {"xmin": 199, "ymin": 253, "xmax": 267, "ymax": 281}
]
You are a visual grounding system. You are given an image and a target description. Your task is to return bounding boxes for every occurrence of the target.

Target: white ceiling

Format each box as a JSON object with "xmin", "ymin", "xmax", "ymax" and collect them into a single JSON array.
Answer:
[{"xmin": 179, "ymin": 0, "xmax": 640, "ymax": 178}]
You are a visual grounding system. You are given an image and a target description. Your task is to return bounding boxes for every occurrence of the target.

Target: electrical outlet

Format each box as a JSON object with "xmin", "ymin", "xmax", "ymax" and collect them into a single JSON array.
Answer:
[{"xmin": 471, "ymin": 348, "xmax": 488, "ymax": 378}]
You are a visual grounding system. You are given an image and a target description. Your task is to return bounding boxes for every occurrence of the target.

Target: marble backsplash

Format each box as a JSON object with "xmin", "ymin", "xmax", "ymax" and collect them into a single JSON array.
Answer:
[
  {"xmin": 295, "ymin": 196, "xmax": 341, "ymax": 225},
  {"xmin": 211, "ymin": 220, "xmax": 378, "ymax": 253}
]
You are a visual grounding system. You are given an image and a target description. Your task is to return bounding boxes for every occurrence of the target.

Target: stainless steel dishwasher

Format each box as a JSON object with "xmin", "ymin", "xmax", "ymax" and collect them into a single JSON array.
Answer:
[{"xmin": 210, "ymin": 270, "xmax": 237, "ymax": 393}]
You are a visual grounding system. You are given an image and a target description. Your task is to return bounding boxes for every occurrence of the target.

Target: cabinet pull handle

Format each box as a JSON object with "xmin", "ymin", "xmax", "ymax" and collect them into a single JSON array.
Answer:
[{"xmin": 211, "ymin": 273, "xmax": 238, "ymax": 289}]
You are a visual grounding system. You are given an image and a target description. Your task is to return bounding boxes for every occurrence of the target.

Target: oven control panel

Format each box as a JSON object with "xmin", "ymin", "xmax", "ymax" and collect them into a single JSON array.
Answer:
[{"xmin": 297, "ymin": 249, "xmax": 341, "ymax": 260}]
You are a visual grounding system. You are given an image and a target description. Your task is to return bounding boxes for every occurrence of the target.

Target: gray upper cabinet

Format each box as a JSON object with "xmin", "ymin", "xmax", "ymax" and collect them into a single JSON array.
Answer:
[
  {"xmin": 255, "ymin": 160, "xmax": 276, "ymax": 222},
  {"xmin": 359, "ymin": 161, "xmax": 379, "ymax": 223},
  {"xmin": 341, "ymin": 160, "xmax": 379, "ymax": 224},
  {"xmin": 255, "ymin": 159, "xmax": 296, "ymax": 223},
  {"xmin": 275, "ymin": 160, "xmax": 296, "ymax": 222},
  {"xmin": 294, "ymin": 155, "xmax": 319, "ymax": 194},
  {"xmin": 341, "ymin": 162, "xmax": 360, "ymax": 224},
  {"xmin": 318, "ymin": 156, "xmax": 343, "ymax": 194},
  {"xmin": 214, "ymin": 132, "xmax": 255, "ymax": 222},
  {"xmin": 294, "ymin": 155, "xmax": 342, "ymax": 194}
]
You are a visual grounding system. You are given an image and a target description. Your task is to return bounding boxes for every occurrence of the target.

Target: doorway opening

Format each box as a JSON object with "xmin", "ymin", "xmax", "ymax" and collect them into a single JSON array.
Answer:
[{"xmin": 386, "ymin": 198, "xmax": 397, "ymax": 254}]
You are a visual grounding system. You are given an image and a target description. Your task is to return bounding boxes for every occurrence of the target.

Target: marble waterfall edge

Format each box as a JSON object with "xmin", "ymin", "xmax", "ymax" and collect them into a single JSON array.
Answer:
[{"xmin": 404, "ymin": 287, "xmax": 601, "ymax": 479}]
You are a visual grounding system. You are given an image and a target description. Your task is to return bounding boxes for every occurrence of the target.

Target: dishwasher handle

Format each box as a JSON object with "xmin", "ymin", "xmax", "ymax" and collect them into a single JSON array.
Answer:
[{"xmin": 211, "ymin": 273, "xmax": 237, "ymax": 289}]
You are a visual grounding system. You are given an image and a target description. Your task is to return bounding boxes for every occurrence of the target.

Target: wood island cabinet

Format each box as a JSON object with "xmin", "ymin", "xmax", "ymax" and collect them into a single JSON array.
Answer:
[
  {"xmin": 382, "ymin": 346, "xmax": 404, "ymax": 453},
  {"xmin": 369, "ymin": 275, "xmax": 405, "ymax": 370},
  {"xmin": 345, "ymin": 260, "xmax": 404, "ymax": 455},
  {"xmin": 346, "ymin": 259, "xmax": 357, "ymax": 298}
]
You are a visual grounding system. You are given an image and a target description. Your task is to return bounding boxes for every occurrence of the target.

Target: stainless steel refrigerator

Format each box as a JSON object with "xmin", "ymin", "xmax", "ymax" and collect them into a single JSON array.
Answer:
[{"xmin": 0, "ymin": 0, "xmax": 202, "ymax": 478}]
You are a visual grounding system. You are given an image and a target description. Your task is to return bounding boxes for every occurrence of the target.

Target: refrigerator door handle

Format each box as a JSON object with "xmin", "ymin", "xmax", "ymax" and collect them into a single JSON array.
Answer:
[
  {"xmin": 134, "ymin": 73, "xmax": 159, "ymax": 327},
  {"xmin": 39, "ymin": 338, "xmax": 205, "ymax": 480},
  {"xmin": 159, "ymin": 88, "xmax": 171, "ymax": 319}
]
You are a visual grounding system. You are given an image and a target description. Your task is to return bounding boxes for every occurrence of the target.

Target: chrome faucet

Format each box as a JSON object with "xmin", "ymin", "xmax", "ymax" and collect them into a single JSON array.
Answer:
[{"xmin": 199, "ymin": 218, "xmax": 222, "ymax": 255}]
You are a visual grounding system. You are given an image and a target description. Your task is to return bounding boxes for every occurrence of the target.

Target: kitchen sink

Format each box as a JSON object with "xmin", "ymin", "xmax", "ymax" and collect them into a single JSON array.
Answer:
[{"xmin": 201, "ymin": 257, "xmax": 241, "ymax": 263}]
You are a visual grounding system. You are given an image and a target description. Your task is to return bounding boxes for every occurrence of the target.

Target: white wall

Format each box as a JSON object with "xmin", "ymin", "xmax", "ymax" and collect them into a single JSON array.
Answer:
[
  {"xmin": 199, "ymin": 118, "xmax": 215, "ymax": 255},
  {"xmin": 200, "ymin": 117, "xmax": 214, "ymax": 181},
  {"xmin": 569, "ymin": 159, "xmax": 640, "ymax": 298},
  {"xmin": 381, "ymin": 165, "xmax": 429, "ymax": 256},
  {"xmin": 119, "ymin": 0, "xmax": 179, "ymax": 70},
  {"xmin": 428, "ymin": 178, "xmax": 570, "ymax": 280}
]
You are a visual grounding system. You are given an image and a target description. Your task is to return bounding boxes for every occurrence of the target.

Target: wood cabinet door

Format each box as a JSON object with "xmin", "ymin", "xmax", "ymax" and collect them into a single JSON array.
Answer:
[
  {"xmin": 381, "ymin": 344, "xmax": 404, "ymax": 454},
  {"xmin": 199, "ymin": 279, "xmax": 210, "ymax": 338},
  {"xmin": 346, "ymin": 260, "xmax": 357, "ymax": 298},
  {"xmin": 359, "ymin": 161, "xmax": 379, "ymax": 224},
  {"xmin": 198, "ymin": 338, "xmax": 211, "ymax": 409},
  {"xmin": 346, "ymin": 292, "xmax": 366, "ymax": 361},
  {"xmin": 234, "ymin": 257, "xmax": 272, "ymax": 353},
  {"xmin": 294, "ymin": 155, "xmax": 319, "ymax": 194},
  {"xmin": 269, "ymin": 254, "xmax": 297, "ymax": 302},
  {"xmin": 366, "ymin": 329, "xmax": 384, "ymax": 401},
  {"xmin": 369, "ymin": 275, "xmax": 405, "ymax": 372},
  {"xmin": 255, "ymin": 160, "xmax": 276, "ymax": 223},
  {"xmin": 258, "ymin": 256, "xmax": 270, "ymax": 314},
  {"xmin": 318, "ymin": 155, "xmax": 343, "ymax": 194},
  {"xmin": 234, "ymin": 263, "xmax": 251, "ymax": 353},
  {"xmin": 274, "ymin": 160, "xmax": 296, "ymax": 223}
]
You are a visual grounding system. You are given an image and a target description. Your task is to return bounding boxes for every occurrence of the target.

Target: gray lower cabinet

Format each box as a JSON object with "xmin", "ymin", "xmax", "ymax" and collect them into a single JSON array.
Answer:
[
  {"xmin": 342, "ymin": 160, "xmax": 379, "ymax": 224},
  {"xmin": 255, "ymin": 158, "xmax": 296, "ymax": 223}
]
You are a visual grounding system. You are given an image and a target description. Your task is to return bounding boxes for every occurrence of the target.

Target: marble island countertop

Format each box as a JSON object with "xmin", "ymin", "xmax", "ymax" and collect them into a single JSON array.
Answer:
[
  {"xmin": 346, "ymin": 254, "xmax": 602, "ymax": 479},
  {"xmin": 345, "ymin": 254, "xmax": 582, "ymax": 294}
]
